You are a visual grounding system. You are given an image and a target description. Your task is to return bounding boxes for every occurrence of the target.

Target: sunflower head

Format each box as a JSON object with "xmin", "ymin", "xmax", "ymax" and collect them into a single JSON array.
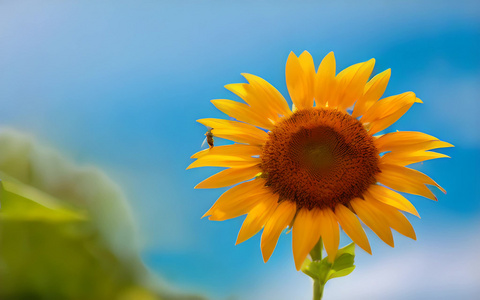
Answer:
[
  {"xmin": 262, "ymin": 107, "xmax": 381, "ymax": 211},
  {"xmin": 188, "ymin": 51, "xmax": 452, "ymax": 270}
]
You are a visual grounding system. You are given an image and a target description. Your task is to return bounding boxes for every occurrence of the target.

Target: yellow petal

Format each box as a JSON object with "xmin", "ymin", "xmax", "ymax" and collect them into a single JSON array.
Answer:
[
  {"xmin": 364, "ymin": 184, "xmax": 420, "ymax": 217},
  {"xmin": 368, "ymin": 103, "xmax": 414, "ymax": 135},
  {"xmin": 195, "ymin": 165, "xmax": 262, "ymax": 189},
  {"xmin": 352, "ymin": 69, "xmax": 391, "ymax": 118},
  {"xmin": 224, "ymin": 82, "xmax": 248, "ymax": 99},
  {"xmin": 197, "ymin": 118, "xmax": 269, "ymax": 145},
  {"xmin": 318, "ymin": 208, "xmax": 340, "ymax": 262},
  {"xmin": 286, "ymin": 51, "xmax": 315, "ymax": 110},
  {"xmin": 298, "ymin": 51, "xmax": 316, "ymax": 108},
  {"xmin": 381, "ymin": 150, "xmax": 450, "ymax": 166},
  {"xmin": 236, "ymin": 193, "xmax": 279, "ymax": 245},
  {"xmin": 388, "ymin": 164, "xmax": 446, "ymax": 195},
  {"xmin": 374, "ymin": 131, "xmax": 454, "ymax": 153},
  {"xmin": 376, "ymin": 163, "xmax": 445, "ymax": 200},
  {"xmin": 186, "ymin": 155, "xmax": 260, "ymax": 169},
  {"xmin": 334, "ymin": 204, "xmax": 371, "ymax": 254},
  {"xmin": 314, "ymin": 51, "xmax": 336, "ymax": 108},
  {"xmin": 362, "ymin": 92, "xmax": 417, "ymax": 134},
  {"xmin": 224, "ymin": 83, "xmax": 276, "ymax": 124},
  {"xmin": 261, "ymin": 200, "xmax": 297, "ymax": 262},
  {"xmin": 204, "ymin": 179, "xmax": 268, "ymax": 221},
  {"xmin": 364, "ymin": 195, "xmax": 416, "ymax": 240},
  {"xmin": 292, "ymin": 208, "xmax": 322, "ymax": 270},
  {"xmin": 336, "ymin": 58, "xmax": 376, "ymax": 111},
  {"xmin": 362, "ymin": 92, "xmax": 416, "ymax": 123},
  {"xmin": 225, "ymin": 74, "xmax": 291, "ymax": 123},
  {"xmin": 351, "ymin": 198, "xmax": 394, "ymax": 247},
  {"xmin": 242, "ymin": 73, "xmax": 292, "ymax": 117},
  {"xmin": 211, "ymin": 99, "xmax": 275, "ymax": 130},
  {"xmin": 224, "ymin": 82, "xmax": 271, "ymax": 116},
  {"xmin": 191, "ymin": 144, "xmax": 261, "ymax": 159},
  {"xmin": 328, "ymin": 62, "xmax": 360, "ymax": 108}
]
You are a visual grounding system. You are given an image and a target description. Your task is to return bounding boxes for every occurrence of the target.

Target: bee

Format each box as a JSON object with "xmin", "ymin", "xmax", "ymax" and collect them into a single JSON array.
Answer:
[{"xmin": 201, "ymin": 127, "xmax": 214, "ymax": 149}]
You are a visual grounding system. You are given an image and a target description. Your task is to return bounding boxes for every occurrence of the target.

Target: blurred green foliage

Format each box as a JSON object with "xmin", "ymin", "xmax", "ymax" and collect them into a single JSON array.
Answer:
[{"xmin": 0, "ymin": 129, "xmax": 204, "ymax": 300}]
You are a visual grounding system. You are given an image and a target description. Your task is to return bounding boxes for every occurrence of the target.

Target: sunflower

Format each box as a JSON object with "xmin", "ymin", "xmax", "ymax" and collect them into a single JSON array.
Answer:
[{"xmin": 188, "ymin": 51, "xmax": 452, "ymax": 270}]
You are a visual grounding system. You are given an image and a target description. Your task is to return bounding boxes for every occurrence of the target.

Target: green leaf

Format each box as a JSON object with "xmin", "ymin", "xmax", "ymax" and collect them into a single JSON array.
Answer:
[
  {"xmin": 0, "ymin": 175, "xmax": 86, "ymax": 222},
  {"xmin": 329, "ymin": 266, "xmax": 356, "ymax": 279},
  {"xmin": 335, "ymin": 242, "xmax": 356, "ymax": 257},
  {"xmin": 332, "ymin": 253, "xmax": 355, "ymax": 271},
  {"xmin": 325, "ymin": 243, "xmax": 357, "ymax": 281}
]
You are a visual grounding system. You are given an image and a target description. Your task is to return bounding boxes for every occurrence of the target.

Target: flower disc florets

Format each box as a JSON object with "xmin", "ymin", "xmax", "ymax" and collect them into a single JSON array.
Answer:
[{"xmin": 261, "ymin": 108, "xmax": 380, "ymax": 210}]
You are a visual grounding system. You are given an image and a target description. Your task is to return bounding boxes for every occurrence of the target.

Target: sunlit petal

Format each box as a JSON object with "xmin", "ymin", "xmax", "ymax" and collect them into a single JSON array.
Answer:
[
  {"xmin": 236, "ymin": 193, "xmax": 279, "ymax": 244},
  {"xmin": 195, "ymin": 165, "xmax": 262, "ymax": 189},
  {"xmin": 351, "ymin": 198, "xmax": 394, "ymax": 247},
  {"xmin": 261, "ymin": 200, "xmax": 297, "ymax": 262},
  {"xmin": 334, "ymin": 204, "xmax": 371, "ymax": 254},
  {"xmin": 292, "ymin": 208, "xmax": 322, "ymax": 270},
  {"xmin": 352, "ymin": 69, "xmax": 391, "ymax": 118}
]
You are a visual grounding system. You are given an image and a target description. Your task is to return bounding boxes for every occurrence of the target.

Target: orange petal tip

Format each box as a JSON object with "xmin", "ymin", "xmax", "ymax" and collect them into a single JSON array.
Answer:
[
  {"xmin": 239, "ymin": 72, "xmax": 251, "ymax": 80},
  {"xmin": 235, "ymin": 235, "xmax": 247, "ymax": 246},
  {"xmin": 363, "ymin": 244, "xmax": 373, "ymax": 255}
]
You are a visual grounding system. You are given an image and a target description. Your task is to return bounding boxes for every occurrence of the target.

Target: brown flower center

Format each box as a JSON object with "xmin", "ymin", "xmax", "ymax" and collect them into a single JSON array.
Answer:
[{"xmin": 261, "ymin": 108, "xmax": 380, "ymax": 210}]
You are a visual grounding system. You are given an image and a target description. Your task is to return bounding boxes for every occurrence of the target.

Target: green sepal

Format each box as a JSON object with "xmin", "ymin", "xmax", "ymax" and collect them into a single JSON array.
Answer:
[
  {"xmin": 301, "ymin": 258, "xmax": 327, "ymax": 280},
  {"xmin": 301, "ymin": 258, "xmax": 315, "ymax": 278},
  {"xmin": 301, "ymin": 242, "xmax": 357, "ymax": 284}
]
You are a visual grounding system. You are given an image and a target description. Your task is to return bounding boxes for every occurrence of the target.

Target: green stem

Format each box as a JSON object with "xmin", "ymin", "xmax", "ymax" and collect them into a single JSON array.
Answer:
[
  {"xmin": 310, "ymin": 238, "xmax": 325, "ymax": 300},
  {"xmin": 310, "ymin": 237, "xmax": 323, "ymax": 261},
  {"xmin": 313, "ymin": 279, "xmax": 325, "ymax": 300}
]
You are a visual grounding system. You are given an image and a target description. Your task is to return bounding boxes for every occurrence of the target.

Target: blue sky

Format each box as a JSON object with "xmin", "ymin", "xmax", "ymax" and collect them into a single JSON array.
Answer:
[{"xmin": 1, "ymin": 1, "xmax": 479, "ymax": 299}]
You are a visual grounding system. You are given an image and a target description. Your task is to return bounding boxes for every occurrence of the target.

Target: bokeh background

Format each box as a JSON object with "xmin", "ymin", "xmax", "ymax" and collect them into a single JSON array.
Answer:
[{"xmin": 0, "ymin": 0, "xmax": 479, "ymax": 299}]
